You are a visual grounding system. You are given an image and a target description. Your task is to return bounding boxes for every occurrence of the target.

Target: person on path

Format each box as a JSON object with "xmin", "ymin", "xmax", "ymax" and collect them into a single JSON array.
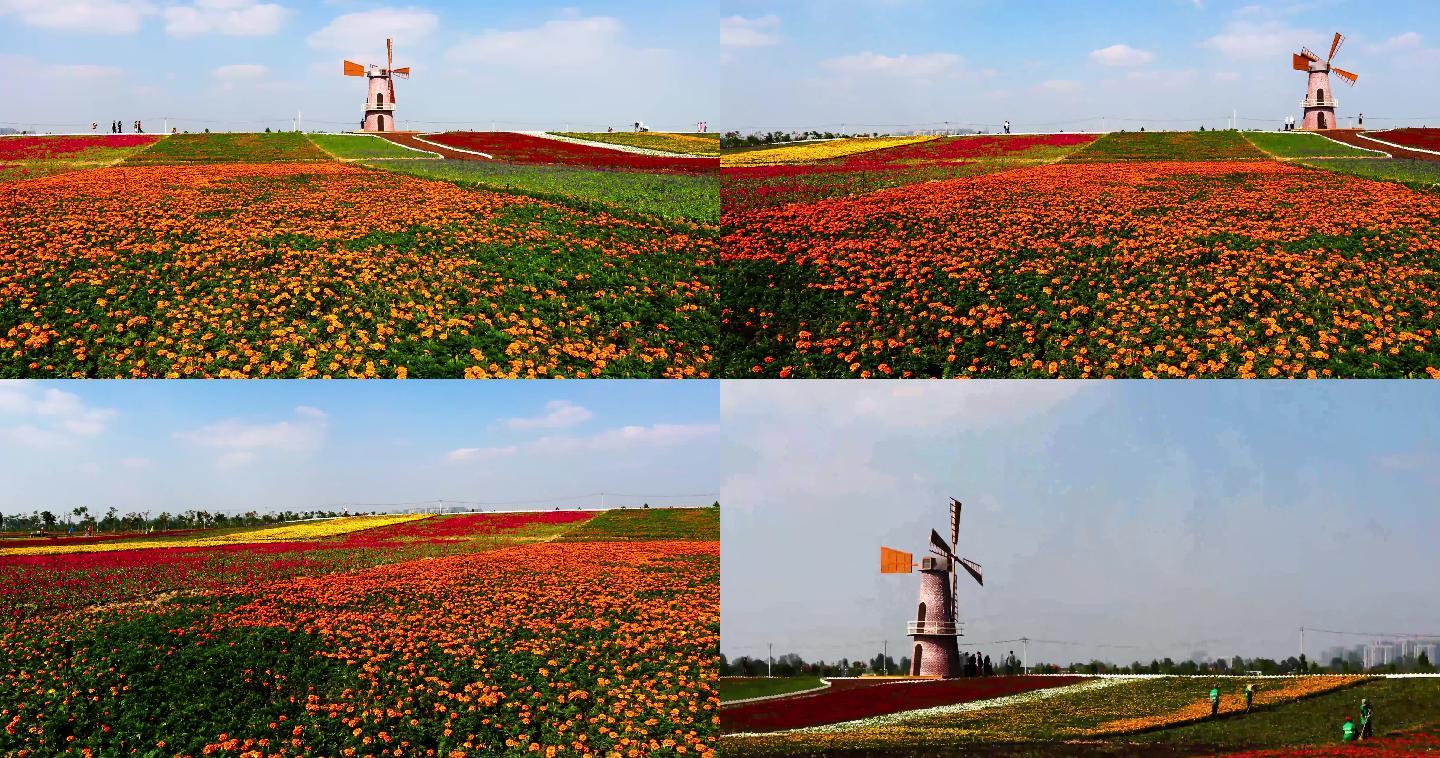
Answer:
[
  {"xmin": 1358, "ymin": 113, "xmax": 1364, "ymax": 128},
  {"xmin": 1342, "ymin": 715, "xmax": 1357, "ymax": 741},
  {"xmin": 1244, "ymin": 683, "xmax": 1255, "ymax": 712},
  {"xmin": 1360, "ymin": 698, "xmax": 1373, "ymax": 739},
  {"xmin": 1210, "ymin": 686, "xmax": 1221, "ymax": 716},
  {"xmin": 1003, "ymin": 120, "xmax": 1011, "ymax": 135}
]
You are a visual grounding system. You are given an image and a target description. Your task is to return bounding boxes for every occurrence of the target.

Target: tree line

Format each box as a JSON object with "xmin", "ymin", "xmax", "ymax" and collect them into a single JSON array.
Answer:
[
  {"xmin": 0, "ymin": 508, "xmax": 368, "ymax": 535},
  {"xmin": 721, "ymin": 650, "xmax": 1436, "ymax": 677},
  {"xmin": 720, "ymin": 130, "xmax": 881, "ymax": 149}
]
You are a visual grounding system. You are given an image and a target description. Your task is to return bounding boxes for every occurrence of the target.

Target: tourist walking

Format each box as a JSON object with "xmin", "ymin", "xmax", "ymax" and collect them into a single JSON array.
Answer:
[
  {"xmin": 1003, "ymin": 120, "xmax": 1011, "ymax": 134},
  {"xmin": 1210, "ymin": 685, "xmax": 1220, "ymax": 716}
]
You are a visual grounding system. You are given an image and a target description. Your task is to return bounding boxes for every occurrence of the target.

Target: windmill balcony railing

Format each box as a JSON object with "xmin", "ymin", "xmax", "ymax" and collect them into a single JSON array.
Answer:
[
  {"xmin": 907, "ymin": 620, "xmax": 963, "ymax": 636},
  {"xmin": 1301, "ymin": 97, "xmax": 1339, "ymax": 108},
  {"xmin": 366, "ymin": 101, "xmax": 397, "ymax": 111}
]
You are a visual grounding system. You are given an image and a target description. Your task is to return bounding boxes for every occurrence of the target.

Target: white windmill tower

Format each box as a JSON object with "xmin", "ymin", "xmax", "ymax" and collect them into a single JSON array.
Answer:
[
  {"xmin": 344, "ymin": 37, "xmax": 411, "ymax": 133},
  {"xmin": 880, "ymin": 498, "xmax": 984, "ymax": 678}
]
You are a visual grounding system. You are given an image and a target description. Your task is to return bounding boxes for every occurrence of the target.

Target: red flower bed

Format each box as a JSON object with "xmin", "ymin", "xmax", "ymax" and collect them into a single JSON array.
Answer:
[
  {"xmin": 721, "ymin": 675, "xmax": 1087, "ymax": 733},
  {"xmin": 425, "ymin": 132, "xmax": 718, "ymax": 174},
  {"xmin": 1373, "ymin": 128, "xmax": 1440, "ymax": 153},
  {"xmin": 0, "ymin": 528, "xmax": 201, "ymax": 548},
  {"xmin": 360, "ymin": 510, "xmax": 593, "ymax": 540},
  {"xmin": 0, "ymin": 135, "xmax": 156, "ymax": 160}
]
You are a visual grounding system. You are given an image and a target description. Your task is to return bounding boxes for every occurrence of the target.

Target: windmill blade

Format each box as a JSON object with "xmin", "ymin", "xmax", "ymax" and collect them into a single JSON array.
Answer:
[
  {"xmin": 1300, "ymin": 46, "xmax": 1320, "ymax": 62},
  {"xmin": 392, "ymin": 66, "xmax": 411, "ymax": 78},
  {"xmin": 387, "ymin": 37, "xmax": 393, "ymax": 72},
  {"xmin": 951, "ymin": 567, "xmax": 959, "ymax": 625},
  {"xmin": 389, "ymin": 76, "xmax": 396, "ymax": 103},
  {"xmin": 959, "ymin": 557, "xmax": 984, "ymax": 586},
  {"xmin": 1332, "ymin": 67, "xmax": 1359, "ymax": 86},
  {"xmin": 949, "ymin": 498, "xmax": 961, "ymax": 554},
  {"xmin": 929, "ymin": 529, "xmax": 954, "ymax": 558},
  {"xmin": 1292, "ymin": 53, "xmax": 1312, "ymax": 71},
  {"xmin": 343, "ymin": 60, "xmax": 366, "ymax": 77},
  {"xmin": 1328, "ymin": 32, "xmax": 1345, "ymax": 62},
  {"xmin": 880, "ymin": 546, "xmax": 914, "ymax": 574}
]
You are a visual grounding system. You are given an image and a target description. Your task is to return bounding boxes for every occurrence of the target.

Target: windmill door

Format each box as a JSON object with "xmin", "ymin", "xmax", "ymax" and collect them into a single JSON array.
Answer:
[
  {"xmin": 913, "ymin": 644, "xmax": 922, "ymax": 675},
  {"xmin": 1318, "ymin": 113, "xmax": 1327, "ymax": 129},
  {"xmin": 377, "ymin": 116, "xmax": 386, "ymax": 132}
]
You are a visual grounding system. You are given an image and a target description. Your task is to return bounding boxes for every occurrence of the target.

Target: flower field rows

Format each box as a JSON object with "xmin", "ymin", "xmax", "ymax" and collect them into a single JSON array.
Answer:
[
  {"xmin": 721, "ymin": 134, "xmax": 1095, "ymax": 211},
  {"xmin": 1371, "ymin": 128, "xmax": 1440, "ymax": 153},
  {"xmin": 0, "ymin": 535, "xmax": 718, "ymax": 756},
  {"xmin": 1, "ymin": 161, "xmax": 717, "ymax": 378},
  {"xmin": 553, "ymin": 133, "xmax": 721, "ymax": 157},
  {"xmin": 0, "ymin": 135, "xmax": 159, "ymax": 182},
  {"xmin": 0, "ymin": 514, "xmax": 427, "ymax": 556},
  {"xmin": 1064, "ymin": 131, "xmax": 1268, "ymax": 162},
  {"xmin": 424, "ymin": 132, "xmax": 718, "ymax": 175},
  {"xmin": 123, "ymin": 132, "xmax": 329, "ymax": 164},
  {"xmin": 721, "ymin": 159, "xmax": 1440, "ymax": 378},
  {"xmin": 1082, "ymin": 675, "xmax": 1368, "ymax": 735},
  {"xmin": 720, "ymin": 137, "xmax": 933, "ymax": 167}
]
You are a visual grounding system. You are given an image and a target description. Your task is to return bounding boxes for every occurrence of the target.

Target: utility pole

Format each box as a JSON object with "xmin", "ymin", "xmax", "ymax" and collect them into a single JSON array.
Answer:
[
  {"xmin": 768, "ymin": 642, "xmax": 773, "ymax": 678},
  {"xmin": 883, "ymin": 639, "xmax": 888, "ymax": 674},
  {"xmin": 1300, "ymin": 626, "xmax": 1305, "ymax": 666},
  {"xmin": 1020, "ymin": 637, "xmax": 1030, "ymax": 674},
  {"xmin": 298, "ymin": 110, "xmax": 302, "ymax": 133}
]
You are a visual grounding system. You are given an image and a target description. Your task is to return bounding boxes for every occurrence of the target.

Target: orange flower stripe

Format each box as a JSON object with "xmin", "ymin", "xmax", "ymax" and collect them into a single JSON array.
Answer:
[{"xmin": 1082, "ymin": 675, "xmax": 1369, "ymax": 736}]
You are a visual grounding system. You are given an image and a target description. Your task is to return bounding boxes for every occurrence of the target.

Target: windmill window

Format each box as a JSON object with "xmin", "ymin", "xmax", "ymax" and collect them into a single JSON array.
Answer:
[
  {"xmin": 917, "ymin": 602, "xmax": 927, "ymax": 623},
  {"xmin": 377, "ymin": 93, "xmax": 385, "ymax": 106},
  {"xmin": 1317, "ymin": 88, "xmax": 1325, "ymax": 102}
]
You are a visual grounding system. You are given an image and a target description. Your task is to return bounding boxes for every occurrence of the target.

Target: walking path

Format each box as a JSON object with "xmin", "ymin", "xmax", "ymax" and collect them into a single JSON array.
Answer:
[{"xmin": 1324, "ymin": 130, "xmax": 1440, "ymax": 161}]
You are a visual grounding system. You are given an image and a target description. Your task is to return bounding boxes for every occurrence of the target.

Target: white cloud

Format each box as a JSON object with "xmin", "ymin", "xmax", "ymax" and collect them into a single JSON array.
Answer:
[
  {"xmin": 0, "ymin": 382, "xmax": 117, "ymax": 446},
  {"xmin": 504, "ymin": 400, "xmax": 592, "ymax": 430},
  {"xmin": 1201, "ymin": 19, "xmax": 1317, "ymax": 60},
  {"xmin": 307, "ymin": 6, "xmax": 438, "ymax": 51},
  {"xmin": 1089, "ymin": 44, "xmax": 1154, "ymax": 67},
  {"xmin": 0, "ymin": 0, "xmax": 155, "ymax": 35},
  {"xmin": 120, "ymin": 457, "xmax": 151, "ymax": 469},
  {"xmin": 722, "ymin": 381, "xmax": 1090, "ymax": 430},
  {"xmin": 445, "ymin": 446, "xmax": 518, "ymax": 463},
  {"xmin": 820, "ymin": 51, "xmax": 963, "ymax": 78},
  {"xmin": 164, "ymin": 0, "xmax": 287, "ymax": 37},
  {"xmin": 530, "ymin": 423, "xmax": 720, "ymax": 454},
  {"xmin": 1036, "ymin": 79, "xmax": 1081, "ymax": 94},
  {"xmin": 720, "ymin": 14, "xmax": 780, "ymax": 48},
  {"xmin": 173, "ymin": 405, "xmax": 328, "ymax": 465},
  {"xmin": 53, "ymin": 64, "xmax": 124, "ymax": 79},
  {"xmin": 446, "ymin": 13, "xmax": 631, "ymax": 68},
  {"xmin": 212, "ymin": 63, "xmax": 268, "ymax": 80}
]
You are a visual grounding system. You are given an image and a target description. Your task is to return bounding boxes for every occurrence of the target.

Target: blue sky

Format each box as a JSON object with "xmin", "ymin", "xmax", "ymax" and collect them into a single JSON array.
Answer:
[
  {"xmin": 0, "ymin": 1, "xmax": 716, "ymax": 133},
  {"xmin": 0, "ymin": 380, "xmax": 719, "ymax": 515},
  {"xmin": 722, "ymin": 381, "xmax": 1440, "ymax": 665},
  {"xmin": 722, "ymin": 0, "xmax": 1440, "ymax": 132}
]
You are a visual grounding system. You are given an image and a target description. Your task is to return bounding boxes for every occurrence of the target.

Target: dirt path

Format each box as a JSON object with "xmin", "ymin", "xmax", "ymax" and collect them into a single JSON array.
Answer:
[
  {"xmin": 374, "ymin": 133, "xmax": 483, "ymax": 161},
  {"xmin": 1325, "ymin": 130, "xmax": 1440, "ymax": 161}
]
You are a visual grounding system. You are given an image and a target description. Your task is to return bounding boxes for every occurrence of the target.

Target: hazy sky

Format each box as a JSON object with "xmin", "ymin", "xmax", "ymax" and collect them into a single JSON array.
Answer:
[
  {"xmin": 0, "ymin": 380, "xmax": 720, "ymax": 515},
  {"xmin": 722, "ymin": 0, "xmax": 1440, "ymax": 133},
  {"xmin": 722, "ymin": 381, "xmax": 1440, "ymax": 667},
  {"xmin": 0, "ymin": 1, "xmax": 716, "ymax": 133}
]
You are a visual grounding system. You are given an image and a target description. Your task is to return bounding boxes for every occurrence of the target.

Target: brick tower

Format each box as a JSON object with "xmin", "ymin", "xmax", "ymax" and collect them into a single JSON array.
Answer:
[
  {"xmin": 1293, "ymin": 33, "xmax": 1358, "ymax": 131},
  {"xmin": 880, "ymin": 498, "xmax": 984, "ymax": 679}
]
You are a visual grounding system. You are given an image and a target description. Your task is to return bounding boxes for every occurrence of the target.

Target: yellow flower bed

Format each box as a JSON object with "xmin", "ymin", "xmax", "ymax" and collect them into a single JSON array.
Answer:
[
  {"xmin": 0, "ymin": 514, "xmax": 429, "ymax": 556},
  {"xmin": 1081, "ymin": 675, "xmax": 1369, "ymax": 736},
  {"xmin": 555, "ymin": 132, "xmax": 720, "ymax": 156},
  {"xmin": 721, "ymin": 136, "xmax": 934, "ymax": 167}
]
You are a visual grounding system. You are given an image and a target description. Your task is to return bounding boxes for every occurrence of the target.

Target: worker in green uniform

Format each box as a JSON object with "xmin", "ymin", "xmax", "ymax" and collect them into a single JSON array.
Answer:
[
  {"xmin": 1342, "ymin": 715, "xmax": 1357, "ymax": 741},
  {"xmin": 1359, "ymin": 698, "xmax": 1373, "ymax": 739},
  {"xmin": 1210, "ymin": 685, "xmax": 1220, "ymax": 716},
  {"xmin": 1244, "ymin": 683, "xmax": 1256, "ymax": 712}
]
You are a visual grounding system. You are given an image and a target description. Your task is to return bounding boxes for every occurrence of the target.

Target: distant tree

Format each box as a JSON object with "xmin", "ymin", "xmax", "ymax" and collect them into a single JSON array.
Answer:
[
  {"xmin": 1232, "ymin": 655, "xmax": 1245, "ymax": 673},
  {"xmin": 40, "ymin": 511, "xmax": 56, "ymax": 530},
  {"xmin": 264, "ymin": 127, "xmax": 272, "ymax": 133},
  {"xmin": 1418, "ymin": 650, "xmax": 1433, "ymax": 673}
]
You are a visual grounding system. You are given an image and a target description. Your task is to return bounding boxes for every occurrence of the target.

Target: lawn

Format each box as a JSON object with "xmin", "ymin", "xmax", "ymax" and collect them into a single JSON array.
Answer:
[
  {"xmin": 125, "ymin": 132, "xmax": 330, "ymax": 164},
  {"xmin": 0, "ymin": 162, "xmax": 718, "ymax": 378},
  {"xmin": 720, "ymin": 677, "xmax": 827, "ymax": 703},
  {"xmin": 308, "ymin": 133, "xmax": 438, "ymax": 160},
  {"xmin": 721, "ymin": 159, "xmax": 1440, "ymax": 379},
  {"xmin": 367, "ymin": 157, "xmax": 719, "ymax": 225},
  {"xmin": 1243, "ymin": 132, "xmax": 1384, "ymax": 158},
  {"xmin": 0, "ymin": 134, "xmax": 158, "ymax": 181},
  {"xmin": 1301, "ymin": 157, "xmax": 1440, "ymax": 192},
  {"xmin": 554, "ymin": 131, "xmax": 720, "ymax": 156},
  {"xmin": 721, "ymin": 134, "xmax": 1095, "ymax": 212},
  {"xmin": 558, "ymin": 506, "xmax": 720, "ymax": 542},
  {"xmin": 424, "ymin": 132, "xmax": 717, "ymax": 174},
  {"xmin": 0, "ymin": 514, "xmax": 718, "ymax": 756},
  {"xmin": 1135, "ymin": 677, "xmax": 1440, "ymax": 750},
  {"xmin": 1065, "ymin": 131, "xmax": 1267, "ymax": 162}
]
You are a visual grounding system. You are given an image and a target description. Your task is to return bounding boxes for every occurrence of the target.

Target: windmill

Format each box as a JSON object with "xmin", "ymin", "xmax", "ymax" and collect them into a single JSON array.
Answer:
[
  {"xmin": 344, "ymin": 37, "xmax": 411, "ymax": 133},
  {"xmin": 880, "ymin": 498, "xmax": 983, "ymax": 678},
  {"xmin": 1292, "ymin": 32, "xmax": 1358, "ymax": 131}
]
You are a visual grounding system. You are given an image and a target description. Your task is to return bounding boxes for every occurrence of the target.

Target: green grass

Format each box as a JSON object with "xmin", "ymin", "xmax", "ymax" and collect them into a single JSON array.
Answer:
[
  {"xmin": 307, "ymin": 133, "xmax": 437, "ymax": 160},
  {"xmin": 364, "ymin": 157, "xmax": 718, "ymax": 225},
  {"xmin": 1244, "ymin": 131, "xmax": 1385, "ymax": 158},
  {"xmin": 720, "ymin": 676, "xmax": 825, "ymax": 703},
  {"xmin": 0, "ymin": 141, "xmax": 159, "ymax": 182},
  {"xmin": 1066, "ymin": 131, "xmax": 1267, "ymax": 162},
  {"xmin": 558, "ymin": 507, "xmax": 719, "ymax": 542},
  {"xmin": 553, "ymin": 132, "xmax": 721, "ymax": 156},
  {"xmin": 126, "ymin": 133, "xmax": 330, "ymax": 164},
  {"xmin": 1135, "ymin": 677, "xmax": 1440, "ymax": 749},
  {"xmin": 1300, "ymin": 157, "xmax": 1440, "ymax": 192}
]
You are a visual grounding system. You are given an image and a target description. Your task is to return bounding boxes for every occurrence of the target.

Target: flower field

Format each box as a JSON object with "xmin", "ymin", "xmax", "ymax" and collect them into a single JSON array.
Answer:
[
  {"xmin": 1, "ymin": 161, "xmax": 717, "ymax": 378},
  {"xmin": 123, "ymin": 132, "xmax": 329, "ymax": 164},
  {"xmin": 720, "ymin": 137, "xmax": 933, "ymax": 167},
  {"xmin": 1064, "ymin": 131, "xmax": 1268, "ymax": 162},
  {"xmin": 308, "ymin": 133, "xmax": 439, "ymax": 160},
  {"xmin": 0, "ymin": 514, "xmax": 427, "ymax": 556},
  {"xmin": 0, "ymin": 135, "xmax": 159, "ymax": 182},
  {"xmin": 1242, "ymin": 132, "xmax": 1383, "ymax": 159},
  {"xmin": 721, "ymin": 158, "xmax": 1440, "ymax": 378},
  {"xmin": 423, "ymin": 132, "xmax": 718, "ymax": 175},
  {"xmin": 554, "ymin": 133, "xmax": 720, "ymax": 157},
  {"xmin": 1370, "ymin": 128, "xmax": 1440, "ymax": 153},
  {"xmin": 0, "ymin": 508, "xmax": 718, "ymax": 756},
  {"xmin": 721, "ymin": 134, "xmax": 1094, "ymax": 211}
]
